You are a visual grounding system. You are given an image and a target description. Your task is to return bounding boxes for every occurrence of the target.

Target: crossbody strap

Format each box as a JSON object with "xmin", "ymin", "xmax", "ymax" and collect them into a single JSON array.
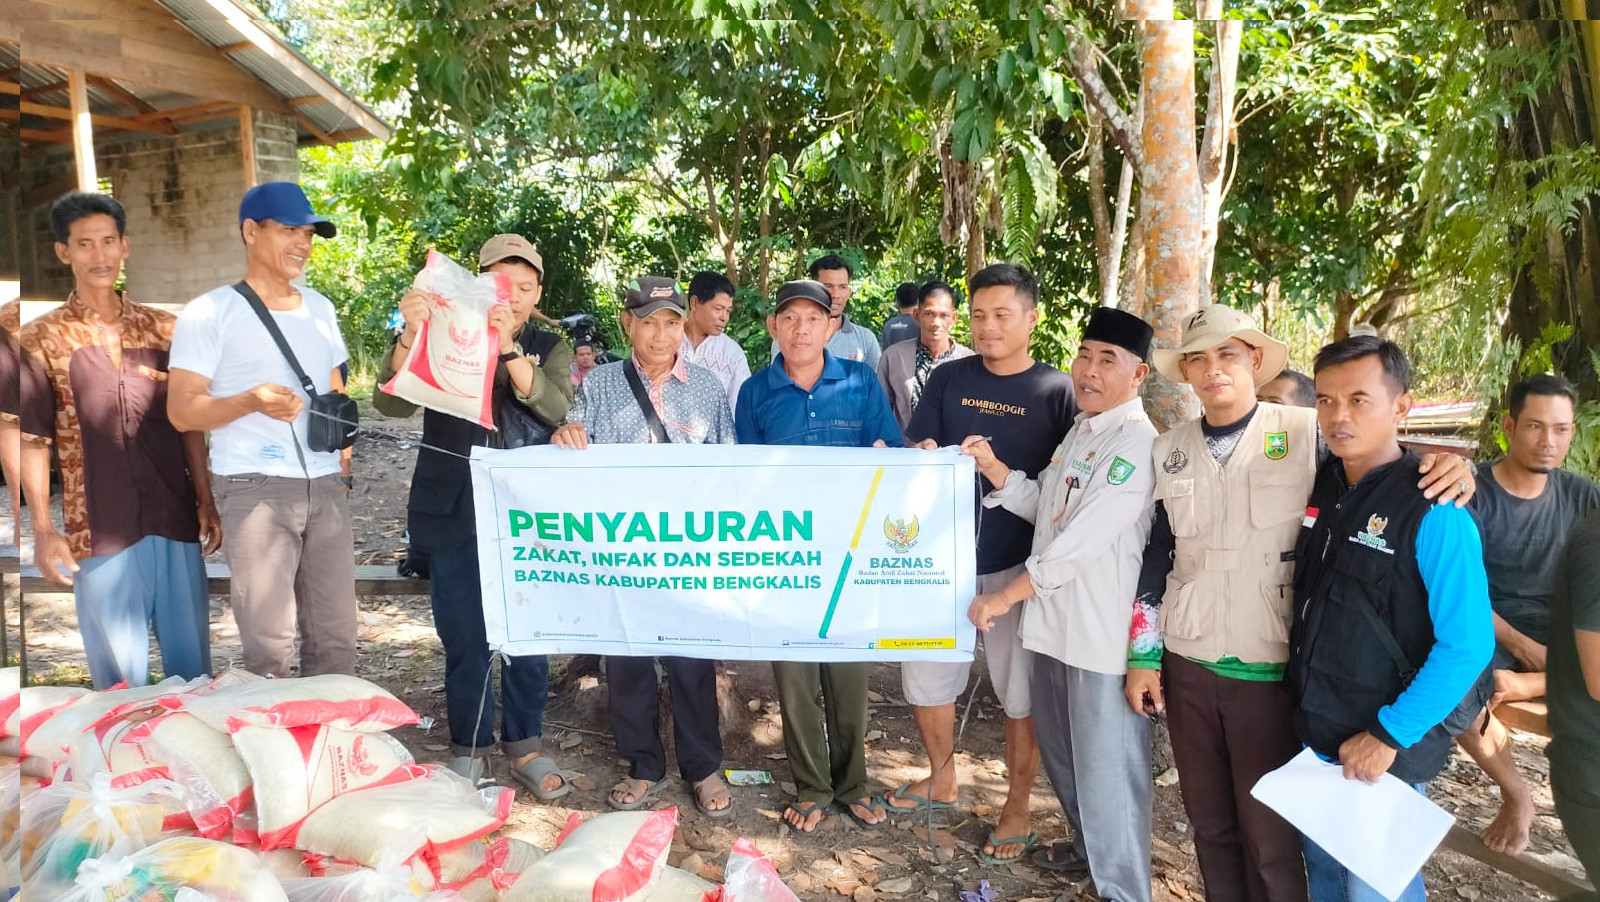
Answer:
[
  {"xmin": 621, "ymin": 361, "xmax": 670, "ymax": 444},
  {"xmin": 1353, "ymin": 595, "xmax": 1418, "ymax": 686},
  {"xmin": 232, "ymin": 280, "xmax": 318, "ymax": 399}
]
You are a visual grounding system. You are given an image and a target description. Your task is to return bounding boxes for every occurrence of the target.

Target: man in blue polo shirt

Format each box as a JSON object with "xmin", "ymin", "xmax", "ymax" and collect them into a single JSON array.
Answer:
[{"xmin": 737, "ymin": 279, "xmax": 902, "ymax": 833}]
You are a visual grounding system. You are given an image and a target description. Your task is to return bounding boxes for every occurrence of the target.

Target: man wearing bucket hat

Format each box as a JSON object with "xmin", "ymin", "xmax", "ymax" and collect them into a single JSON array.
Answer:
[
  {"xmin": 962, "ymin": 306, "xmax": 1159, "ymax": 901},
  {"xmin": 1123, "ymin": 306, "xmax": 1476, "ymax": 902}
]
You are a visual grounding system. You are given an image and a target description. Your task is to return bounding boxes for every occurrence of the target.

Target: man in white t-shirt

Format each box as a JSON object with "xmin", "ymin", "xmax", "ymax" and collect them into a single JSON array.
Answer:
[
  {"xmin": 679, "ymin": 270, "xmax": 750, "ymax": 410},
  {"xmin": 168, "ymin": 181, "xmax": 357, "ymax": 678}
]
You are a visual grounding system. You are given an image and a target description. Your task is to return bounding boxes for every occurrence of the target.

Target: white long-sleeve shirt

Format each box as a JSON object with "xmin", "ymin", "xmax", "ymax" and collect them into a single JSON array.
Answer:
[{"xmin": 985, "ymin": 394, "xmax": 1157, "ymax": 675}]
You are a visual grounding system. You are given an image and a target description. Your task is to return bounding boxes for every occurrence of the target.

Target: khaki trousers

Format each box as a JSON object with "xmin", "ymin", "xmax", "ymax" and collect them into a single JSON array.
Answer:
[{"xmin": 215, "ymin": 472, "xmax": 357, "ymax": 677}]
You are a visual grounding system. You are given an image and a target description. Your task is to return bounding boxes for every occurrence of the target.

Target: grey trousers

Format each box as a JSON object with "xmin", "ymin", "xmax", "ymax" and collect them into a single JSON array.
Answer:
[
  {"xmin": 1033, "ymin": 654, "xmax": 1153, "ymax": 902},
  {"xmin": 216, "ymin": 472, "xmax": 357, "ymax": 677}
]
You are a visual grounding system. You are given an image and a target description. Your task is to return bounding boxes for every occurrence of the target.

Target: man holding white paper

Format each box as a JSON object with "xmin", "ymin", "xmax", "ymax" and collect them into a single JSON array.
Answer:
[{"xmin": 1286, "ymin": 336, "xmax": 1493, "ymax": 902}]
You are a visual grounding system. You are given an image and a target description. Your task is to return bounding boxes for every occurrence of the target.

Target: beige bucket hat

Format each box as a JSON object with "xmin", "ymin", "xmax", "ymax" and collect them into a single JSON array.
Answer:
[{"xmin": 1150, "ymin": 305, "xmax": 1290, "ymax": 387}]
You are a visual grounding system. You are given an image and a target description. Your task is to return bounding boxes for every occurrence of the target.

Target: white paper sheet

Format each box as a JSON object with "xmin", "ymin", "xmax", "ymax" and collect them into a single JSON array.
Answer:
[{"xmin": 1251, "ymin": 748, "xmax": 1454, "ymax": 901}]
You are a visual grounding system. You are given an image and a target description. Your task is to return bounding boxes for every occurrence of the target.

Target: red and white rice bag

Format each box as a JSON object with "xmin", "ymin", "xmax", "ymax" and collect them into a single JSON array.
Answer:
[
  {"xmin": 0, "ymin": 667, "xmax": 20, "ymax": 759},
  {"xmin": 127, "ymin": 712, "xmax": 254, "ymax": 839},
  {"xmin": 293, "ymin": 766, "xmax": 512, "ymax": 875},
  {"xmin": 501, "ymin": 808, "xmax": 679, "ymax": 902},
  {"xmin": 232, "ymin": 725, "xmax": 425, "ymax": 850},
  {"xmin": 640, "ymin": 867, "xmax": 717, "ymax": 902},
  {"xmin": 56, "ymin": 836, "xmax": 289, "ymax": 902},
  {"xmin": 381, "ymin": 250, "xmax": 512, "ymax": 429},
  {"xmin": 158, "ymin": 673, "xmax": 417, "ymax": 733},
  {"xmin": 22, "ymin": 678, "xmax": 202, "ymax": 781}
]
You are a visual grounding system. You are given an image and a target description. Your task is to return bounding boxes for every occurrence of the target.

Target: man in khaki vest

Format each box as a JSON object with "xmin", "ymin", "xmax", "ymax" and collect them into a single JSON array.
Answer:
[{"xmin": 1124, "ymin": 307, "xmax": 1474, "ymax": 902}]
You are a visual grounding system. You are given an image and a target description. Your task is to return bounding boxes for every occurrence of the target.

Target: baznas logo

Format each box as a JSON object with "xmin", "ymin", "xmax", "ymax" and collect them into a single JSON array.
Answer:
[
  {"xmin": 1352, "ymin": 512, "xmax": 1394, "ymax": 554},
  {"xmin": 1265, "ymin": 431, "xmax": 1289, "ymax": 460},
  {"xmin": 1365, "ymin": 514, "xmax": 1388, "ymax": 537},
  {"xmin": 883, "ymin": 515, "xmax": 920, "ymax": 553}
]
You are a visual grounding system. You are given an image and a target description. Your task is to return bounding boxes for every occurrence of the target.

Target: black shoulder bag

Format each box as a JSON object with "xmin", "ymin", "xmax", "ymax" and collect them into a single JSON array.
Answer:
[
  {"xmin": 234, "ymin": 281, "xmax": 358, "ymax": 453},
  {"xmin": 622, "ymin": 362, "xmax": 670, "ymax": 444}
]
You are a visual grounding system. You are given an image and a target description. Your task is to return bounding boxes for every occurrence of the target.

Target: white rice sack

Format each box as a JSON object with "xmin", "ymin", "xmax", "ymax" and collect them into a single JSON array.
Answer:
[
  {"xmin": 132, "ymin": 711, "xmax": 253, "ymax": 839},
  {"xmin": 501, "ymin": 809, "xmax": 679, "ymax": 902},
  {"xmin": 232, "ymin": 725, "xmax": 425, "ymax": 850},
  {"xmin": 16, "ymin": 685, "xmax": 90, "ymax": 774},
  {"xmin": 640, "ymin": 866, "xmax": 716, "ymax": 902},
  {"xmin": 258, "ymin": 848, "xmax": 316, "ymax": 881},
  {"xmin": 55, "ymin": 837, "xmax": 289, "ymax": 902},
  {"xmin": 20, "ymin": 774, "xmax": 189, "ymax": 898},
  {"xmin": 0, "ymin": 667, "xmax": 20, "ymax": 759},
  {"xmin": 380, "ymin": 250, "xmax": 512, "ymax": 429},
  {"xmin": 22, "ymin": 677, "xmax": 203, "ymax": 780},
  {"xmin": 166, "ymin": 674, "xmax": 418, "ymax": 733},
  {"xmin": 293, "ymin": 767, "xmax": 513, "ymax": 871}
]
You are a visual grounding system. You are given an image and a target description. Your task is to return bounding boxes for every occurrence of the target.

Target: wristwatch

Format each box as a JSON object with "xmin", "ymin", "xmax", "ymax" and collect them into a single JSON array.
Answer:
[
  {"xmin": 499, "ymin": 350, "xmax": 522, "ymax": 363},
  {"xmin": 340, "ymin": 474, "xmax": 353, "ymax": 490}
]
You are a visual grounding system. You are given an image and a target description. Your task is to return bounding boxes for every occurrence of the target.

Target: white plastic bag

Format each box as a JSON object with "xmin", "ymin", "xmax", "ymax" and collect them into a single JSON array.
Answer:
[
  {"xmin": 640, "ymin": 866, "xmax": 716, "ymax": 902},
  {"xmin": 283, "ymin": 825, "xmax": 437, "ymax": 901},
  {"xmin": 157, "ymin": 674, "xmax": 417, "ymax": 733},
  {"xmin": 127, "ymin": 711, "xmax": 253, "ymax": 840},
  {"xmin": 501, "ymin": 808, "xmax": 678, "ymax": 902},
  {"xmin": 23, "ymin": 678, "xmax": 203, "ymax": 781},
  {"xmin": 20, "ymin": 774, "xmax": 189, "ymax": 898},
  {"xmin": 54, "ymin": 836, "xmax": 289, "ymax": 902},
  {"xmin": 293, "ymin": 766, "xmax": 512, "ymax": 872},
  {"xmin": 232, "ymin": 725, "xmax": 425, "ymax": 850},
  {"xmin": 0, "ymin": 667, "xmax": 20, "ymax": 760},
  {"xmin": 718, "ymin": 839, "xmax": 800, "ymax": 902},
  {"xmin": 381, "ymin": 250, "xmax": 512, "ymax": 429}
]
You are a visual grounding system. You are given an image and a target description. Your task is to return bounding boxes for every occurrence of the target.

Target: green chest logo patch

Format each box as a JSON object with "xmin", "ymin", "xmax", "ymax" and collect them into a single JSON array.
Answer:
[
  {"xmin": 1264, "ymin": 431, "xmax": 1289, "ymax": 460},
  {"xmin": 1107, "ymin": 456, "xmax": 1137, "ymax": 485}
]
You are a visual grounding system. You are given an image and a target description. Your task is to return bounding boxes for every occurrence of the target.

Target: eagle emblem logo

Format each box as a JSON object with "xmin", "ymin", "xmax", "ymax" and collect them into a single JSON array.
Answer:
[
  {"xmin": 883, "ymin": 515, "xmax": 920, "ymax": 553},
  {"xmin": 1365, "ymin": 514, "xmax": 1388, "ymax": 538},
  {"xmin": 448, "ymin": 322, "xmax": 482, "ymax": 352}
]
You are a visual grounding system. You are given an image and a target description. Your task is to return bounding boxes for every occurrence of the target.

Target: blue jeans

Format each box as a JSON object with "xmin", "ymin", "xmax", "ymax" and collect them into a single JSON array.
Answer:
[
  {"xmin": 428, "ymin": 537, "xmax": 549, "ymax": 758},
  {"xmin": 1302, "ymin": 781, "xmax": 1428, "ymax": 902},
  {"xmin": 74, "ymin": 535, "xmax": 209, "ymax": 689}
]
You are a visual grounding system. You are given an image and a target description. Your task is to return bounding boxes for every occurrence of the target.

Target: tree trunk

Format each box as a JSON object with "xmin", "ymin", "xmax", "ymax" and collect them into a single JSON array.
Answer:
[
  {"xmin": 1130, "ymin": 7, "xmax": 1203, "ymax": 431},
  {"xmin": 756, "ymin": 127, "xmax": 774, "ymax": 298},
  {"xmin": 1087, "ymin": 114, "xmax": 1114, "ymax": 306},
  {"xmin": 1197, "ymin": 16, "xmax": 1241, "ymax": 300}
]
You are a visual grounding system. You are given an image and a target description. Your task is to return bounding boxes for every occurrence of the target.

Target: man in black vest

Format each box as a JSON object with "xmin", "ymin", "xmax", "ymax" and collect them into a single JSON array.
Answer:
[
  {"xmin": 1287, "ymin": 336, "xmax": 1493, "ymax": 902},
  {"xmin": 376, "ymin": 234, "xmax": 575, "ymax": 798}
]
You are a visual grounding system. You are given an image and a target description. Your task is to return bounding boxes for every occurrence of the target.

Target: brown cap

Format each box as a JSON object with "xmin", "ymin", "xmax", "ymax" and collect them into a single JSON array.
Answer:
[
  {"xmin": 478, "ymin": 234, "xmax": 544, "ymax": 276},
  {"xmin": 624, "ymin": 276, "xmax": 686, "ymax": 318}
]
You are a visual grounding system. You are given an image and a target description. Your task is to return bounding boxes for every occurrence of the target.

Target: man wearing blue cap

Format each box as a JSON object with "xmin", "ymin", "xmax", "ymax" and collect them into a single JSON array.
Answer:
[{"xmin": 168, "ymin": 181, "xmax": 357, "ymax": 678}]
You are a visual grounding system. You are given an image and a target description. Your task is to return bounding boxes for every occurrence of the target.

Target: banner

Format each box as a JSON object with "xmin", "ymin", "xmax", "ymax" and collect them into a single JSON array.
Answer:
[{"xmin": 470, "ymin": 443, "xmax": 978, "ymax": 661}]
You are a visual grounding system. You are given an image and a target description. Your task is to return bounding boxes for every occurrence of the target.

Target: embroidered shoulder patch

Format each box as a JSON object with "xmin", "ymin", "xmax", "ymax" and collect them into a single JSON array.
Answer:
[
  {"xmin": 1107, "ymin": 456, "xmax": 1137, "ymax": 485},
  {"xmin": 1264, "ymin": 431, "xmax": 1289, "ymax": 460}
]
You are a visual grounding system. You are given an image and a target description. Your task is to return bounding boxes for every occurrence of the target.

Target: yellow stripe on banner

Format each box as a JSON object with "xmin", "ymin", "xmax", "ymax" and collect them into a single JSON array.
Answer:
[{"xmin": 849, "ymin": 467, "xmax": 885, "ymax": 549}]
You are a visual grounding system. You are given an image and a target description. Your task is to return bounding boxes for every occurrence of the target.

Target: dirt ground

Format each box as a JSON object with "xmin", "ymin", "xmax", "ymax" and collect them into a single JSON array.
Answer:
[{"xmin": 6, "ymin": 399, "xmax": 1587, "ymax": 902}]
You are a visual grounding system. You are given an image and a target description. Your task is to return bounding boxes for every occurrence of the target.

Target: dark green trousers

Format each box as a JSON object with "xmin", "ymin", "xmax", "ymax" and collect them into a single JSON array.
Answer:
[{"xmin": 772, "ymin": 660, "xmax": 871, "ymax": 806}]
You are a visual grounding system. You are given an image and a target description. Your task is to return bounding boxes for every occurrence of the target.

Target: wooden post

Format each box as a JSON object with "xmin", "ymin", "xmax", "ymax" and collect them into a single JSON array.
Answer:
[
  {"xmin": 68, "ymin": 68, "xmax": 97, "ymax": 191},
  {"xmin": 239, "ymin": 105, "xmax": 257, "ymax": 189}
]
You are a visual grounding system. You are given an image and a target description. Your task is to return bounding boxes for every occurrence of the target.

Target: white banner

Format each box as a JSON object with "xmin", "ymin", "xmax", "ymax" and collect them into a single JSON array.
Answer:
[{"xmin": 470, "ymin": 443, "xmax": 978, "ymax": 661}]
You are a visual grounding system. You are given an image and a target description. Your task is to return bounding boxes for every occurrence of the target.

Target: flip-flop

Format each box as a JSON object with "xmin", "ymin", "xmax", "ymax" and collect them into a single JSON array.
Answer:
[
  {"xmin": 1030, "ymin": 840, "xmax": 1090, "ymax": 874},
  {"xmin": 882, "ymin": 783, "xmax": 954, "ymax": 814},
  {"xmin": 976, "ymin": 829, "xmax": 1038, "ymax": 866},
  {"xmin": 837, "ymin": 796, "xmax": 890, "ymax": 831},
  {"xmin": 510, "ymin": 753, "xmax": 571, "ymax": 801},
  {"xmin": 691, "ymin": 775, "xmax": 735, "ymax": 819},
  {"xmin": 608, "ymin": 776, "xmax": 669, "ymax": 811},
  {"xmin": 783, "ymin": 800, "xmax": 826, "ymax": 834}
]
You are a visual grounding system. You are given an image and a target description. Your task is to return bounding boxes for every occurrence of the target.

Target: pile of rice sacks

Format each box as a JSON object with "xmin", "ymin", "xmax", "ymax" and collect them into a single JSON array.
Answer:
[{"xmin": 0, "ymin": 668, "xmax": 802, "ymax": 902}]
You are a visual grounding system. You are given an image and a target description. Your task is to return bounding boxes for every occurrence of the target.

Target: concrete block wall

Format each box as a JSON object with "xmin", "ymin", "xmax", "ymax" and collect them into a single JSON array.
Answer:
[{"xmin": 18, "ymin": 109, "xmax": 301, "ymax": 306}]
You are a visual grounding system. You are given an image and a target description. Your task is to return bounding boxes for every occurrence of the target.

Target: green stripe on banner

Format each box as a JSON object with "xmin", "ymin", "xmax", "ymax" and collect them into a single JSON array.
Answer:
[{"xmin": 820, "ymin": 551, "xmax": 853, "ymax": 639}]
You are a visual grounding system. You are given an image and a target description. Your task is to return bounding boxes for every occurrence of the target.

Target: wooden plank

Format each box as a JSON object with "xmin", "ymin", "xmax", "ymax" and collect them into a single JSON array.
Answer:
[
  {"xmin": 1440, "ymin": 825, "xmax": 1592, "ymax": 897},
  {"xmin": 21, "ymin": 561, "xmax": 430, "ymax": 597},
  {"xmin": 20, "ymin": 21, "xmax": 289, "ymax": 113},
  {"xmin": 239, "ymin": 104, "xmax": 255, "ymax": 189},
  {"xmin": 288, "ymin": 96, "xmax": 324, "ymax": 108},
  {"xmin": 20, "ymin": 79, "xmax": 69, "ymax": 100},
  {"xmin": 68, "ymin": 68, "xmax": 96, "ymax": 191},
  {"xmin": 20, "ymin": 128, "xmax": 71, "ymax": 144},
  {"xmin": 139, "ymin": 100, "xmax": 233, "ymax": 124},
  {"xmin": 1497, "ymin": 699, "xmax": 1550, "ymax": 737},
  {"xmin": 295, "ymin": 111, "xmax": 336, "ymax": 145},
  {"xmin": 0, "ymin": 82, "xmax": 18, "ymax": 96},
  {"xmin": 215, "ymin": 41, "xmax": 254, "ymax": 55},
  {"xmin": 88, "ymin": 75, "xmax": 156, "ymax": 114},
  {"xmin": 20, "ymin": 100, "xmax": 175, "ymax": 134}
]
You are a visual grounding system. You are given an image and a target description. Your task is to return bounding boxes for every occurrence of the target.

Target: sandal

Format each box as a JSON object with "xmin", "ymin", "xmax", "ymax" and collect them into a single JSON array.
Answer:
[
  {"xmin": 1030, "ymin": 840, "xmax": 1090, "ymax": 874},
  {"xmin": 783, "ymin": 800, "xmax": 826, "ymax": 834},
  {"xmin": 608, "ymin": 776, "xmax": 669, "ymax": 811},
  {"xmin": 511, "ymin": 753, "xmax": 571, "ymax": 801},
  {"xmin": 882, "ymin": 783, "xmax": 953, "ymax": 813},
  {"xmin": 691, "ymin": 774, "xmax": 735, "ymax": 819},
  {"xmin": 976, "ymin": 829, "xmax": 1037, "ymax": 866},
  {"xmin": 838, "ymin": 796, "xmax": 889, "ymax": 831}
]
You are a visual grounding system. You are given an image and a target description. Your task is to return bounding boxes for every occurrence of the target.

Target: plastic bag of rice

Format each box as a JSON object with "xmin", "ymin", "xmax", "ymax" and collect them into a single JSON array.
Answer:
[
  {"xmin": 16, "ymin": 686, "xmax": 90, "ymax": 777},
  {"xmin": 20, "ymin": 774, "xmax": 189, "ymax": 898},
  {"xmin": 231, "ymin": 724, "xmax": 426, "ymax": 850},
  {"xmin": 23, "ymin": 677, "xmax": 204, "ymax": 782},
  {"xmin": 719, "ymin": 838, "xmax": 800, "ymax": 902},
  {"xmin": 55, "ymin": 836, "xmax": 289, "ymax": 902},
  {"xmin": 158, "ymin": 673, "xmax": 417, "ymax": 733},
  {"xmin": 293, "ymin": 766, "xmax": 512, "ymax": 874},
  {"xmin": 500, "ymin": 808, "xmax": 679, "ymax": 902},
  {"xmin": 1, "ymin": 760, "xmax": 19, "ymax": 900},
  {"xmin": 0, "ymin": 667, "xmax": 20, "ymax": 760},
  {"xmin": 640, "ymin": 866, "xmax": 717, "ymax": 902},
  {"xmin": 380, "ymin": 250, "xmax": 512, "ymax": 429},
  {"xmin": 127, "ymin": 711, "xmax": 253, "ymax": 840}
]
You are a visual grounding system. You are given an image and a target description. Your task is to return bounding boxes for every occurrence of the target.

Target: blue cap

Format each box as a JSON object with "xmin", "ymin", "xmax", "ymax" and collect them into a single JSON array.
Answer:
[{"xmin": 238, "ymin": 182, "xmax": 336, "ymax": 239}]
